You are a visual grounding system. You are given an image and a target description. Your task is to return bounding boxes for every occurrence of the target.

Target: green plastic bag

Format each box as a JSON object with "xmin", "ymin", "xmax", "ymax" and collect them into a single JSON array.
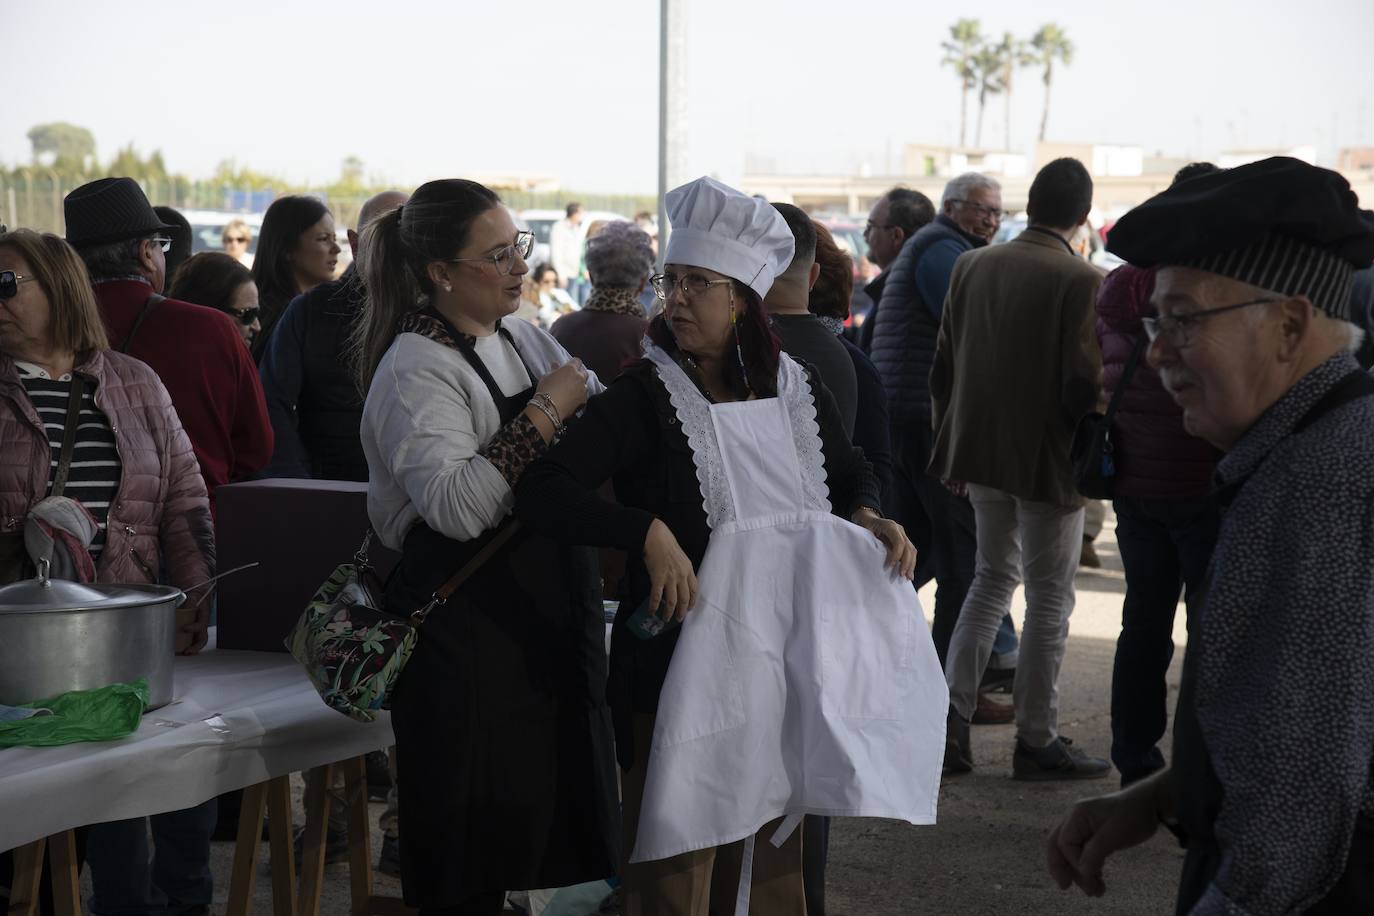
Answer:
[{"xmin": 0, "ymin": 679, "xmax": 148, "ymax": 748}]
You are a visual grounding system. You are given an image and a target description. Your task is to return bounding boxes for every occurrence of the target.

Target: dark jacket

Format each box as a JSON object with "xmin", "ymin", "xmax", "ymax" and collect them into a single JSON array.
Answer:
[
  {"xmin": 515, "ymin": 357, "xmax": 879, "ymax": 767},
  {"xmin": 1095, "ymin": 265, "xmax": 1220, "ymax": 500},
  {"xmin": 841, "ymin": 335, "xmax": 893, "ymax": 511},
  {"xmin": 870, "ymin": 215, "xmax": 985, "ymax": 424},
  {"xmin": 257, "ymin": 269, "xmax": 369, "ymax": 481},
  {"xmin": 929, "ymin": 228, "xmax": 1102, "ymax": 507},
  {"xmin": 93, "ymin": 279, "xmax": 272, "ymax": 506},
  {"xmin": 856, "ymin": 269, "xmax": 887, "ymax": 353},
  {"xmin": 772, "ymin": 313, "xmax": 858, "ymax": 438},
  {"xmin": 550, "ymin": 306, "xmax": 647, "ymax": 386}
]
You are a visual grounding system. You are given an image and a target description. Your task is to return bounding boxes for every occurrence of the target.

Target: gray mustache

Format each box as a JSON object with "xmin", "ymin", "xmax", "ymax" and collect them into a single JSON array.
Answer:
[{"xmin": 1160, "ymin": 368, "xmax": 1199, "ymax": 394}]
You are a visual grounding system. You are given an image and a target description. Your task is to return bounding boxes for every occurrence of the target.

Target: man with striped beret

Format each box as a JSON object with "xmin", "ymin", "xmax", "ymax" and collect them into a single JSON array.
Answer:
[{"xmin": 1046, "ymin": 157, "xmax": 1374, "ymax": 914}]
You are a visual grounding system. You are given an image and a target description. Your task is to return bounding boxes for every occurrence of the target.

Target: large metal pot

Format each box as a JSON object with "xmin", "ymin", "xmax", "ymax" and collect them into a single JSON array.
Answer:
[{"xmin": 0, "ymin": 564, "xmax": 184, "ymax": 710}]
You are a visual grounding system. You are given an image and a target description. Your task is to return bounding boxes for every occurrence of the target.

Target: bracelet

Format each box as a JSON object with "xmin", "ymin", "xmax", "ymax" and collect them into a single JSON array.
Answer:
[
  {"xmin": 854, "ymin": 505, "xmax": 884, "ymax": 520},
  {"xmin": 527, "ymin": 399, "xmax": 564, "ymax": 439},
  {"xmin": 530, "ymin": 392, "xmax": 563, "ymax": 427}
]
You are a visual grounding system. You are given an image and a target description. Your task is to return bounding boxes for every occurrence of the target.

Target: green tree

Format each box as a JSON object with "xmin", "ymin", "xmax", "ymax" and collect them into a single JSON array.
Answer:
[
  {"xmin": 28, "ymin": 122, "xmax": 96, "ymax": 164},
  {"xmin": 211, "ymin": 158, "xmax": 283, "ymax": 191},
  {"xmin": 994, "ymin": 33, "xmax": 1036, "ymax": 151},
  {"xmin": 107, "ymin": 144, "xmax": 169, "ymax": 182},
  {"xmin": 973, "ymin": 44, "xmax": 1004, "ymax": 149},
  {"xmin": 1031, "ymin": 24, "xmax": 1075, "ymax": 143},
  {"xmin": 327, "ymin": 156, "xmax": 368, "ymax": 198},
  {"xmin": 941, "ymin": 19, "xmax": 983, "ymax": 148}
]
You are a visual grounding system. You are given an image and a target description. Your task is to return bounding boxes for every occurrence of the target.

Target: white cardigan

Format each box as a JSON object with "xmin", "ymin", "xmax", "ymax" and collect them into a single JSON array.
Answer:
[{"xmin": 361, "ymin": 317, "xmax": 603, "ymax": 550}]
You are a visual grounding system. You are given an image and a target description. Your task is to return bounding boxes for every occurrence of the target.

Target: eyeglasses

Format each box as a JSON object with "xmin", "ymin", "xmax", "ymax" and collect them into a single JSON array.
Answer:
[
  {"xmin": 952, "ymin": 200, "xmax": 1008, "ymax": 221},
  {"xmin": 1142, "ymin": 297, "xmax": 1278, "ymax": 348},
  {"xmin": 651, "ymin": 272, "xmax": 733, "ymax": 300},
  {"xmin": 220, "ymin": 305, "xmax": 261, "ymax": 326},
  {"xmin": 223, "ymin": 236, "xmax": 249, "ymax": 245},
  {"xmin": 447, "ymin": 231, "xmax": 534, "ymax": 276},
  {"xmin": 0, "ymin": 269, "xmax": 35, "ymax": 300},
  {"xmin": 149, "ymin": 236, "xmax": 173, "ymax": 254}
]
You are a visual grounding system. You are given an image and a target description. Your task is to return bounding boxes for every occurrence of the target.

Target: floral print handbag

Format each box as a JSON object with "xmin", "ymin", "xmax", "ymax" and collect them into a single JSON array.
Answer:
[{"xmin": 286, "ymin": 524, "xmax": 520, "ymax": 722}]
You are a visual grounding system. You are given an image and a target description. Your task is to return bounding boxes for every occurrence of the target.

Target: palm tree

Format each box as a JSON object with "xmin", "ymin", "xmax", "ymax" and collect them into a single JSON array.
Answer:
[
  {"xmin": 942, "ymin": 19, "xmax": 983, "ymax": 147},
  {"xmin": 995, "ymin": 33, "xmax": 1035, "ymax": 151},
  {"xmin": 973, "ymin": 45, "xmax": 1004, "ymax": 149},
  {"xmin": 1031, "ymin": 23, "xmax": 1075, "ymax": 142}
]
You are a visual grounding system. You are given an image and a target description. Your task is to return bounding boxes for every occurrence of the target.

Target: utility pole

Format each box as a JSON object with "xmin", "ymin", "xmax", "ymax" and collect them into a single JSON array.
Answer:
[{"xmin": 657, "ymin": 0, "xmax": 687, "ymax": 267}]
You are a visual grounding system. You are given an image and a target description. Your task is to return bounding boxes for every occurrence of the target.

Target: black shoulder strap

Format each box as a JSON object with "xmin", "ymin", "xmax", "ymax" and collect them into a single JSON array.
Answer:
[
  {"xmin": 118, "ymin": 293, "xmax": 165, "ymax": 353},
  {"xmin": 1295, "ymin": 369, "xmax": 1374, "ymax": 434},
  {"xmin": 50, "ymin": 374, "xmax": 87, "ymax": 498},
  {"xmin": 426, "ymin": 310, "xmax": 538, "ymax": 405},
  {"xmin": 1102, "ymin": 335, "xmax": 1148, "ymax": 425},
  {"xmin": 1217, "ymin": 369, "xmax": 1374, "ymax": 509}
]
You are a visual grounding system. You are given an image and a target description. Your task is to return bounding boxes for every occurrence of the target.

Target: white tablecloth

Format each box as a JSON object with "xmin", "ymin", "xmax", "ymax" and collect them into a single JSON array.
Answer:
[{"xmin": 0, "ymin": 632, "xmax": 394, "ymax": 851}]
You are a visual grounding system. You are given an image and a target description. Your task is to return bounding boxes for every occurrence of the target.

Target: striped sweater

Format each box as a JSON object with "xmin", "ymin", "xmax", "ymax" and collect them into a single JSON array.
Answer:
[{"xmin": 15, "ymin": 361, "xmax": 120, "ymax": 557}]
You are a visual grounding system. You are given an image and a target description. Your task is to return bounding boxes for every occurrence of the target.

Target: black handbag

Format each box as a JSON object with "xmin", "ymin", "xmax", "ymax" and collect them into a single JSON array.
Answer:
[{"xmin": 1071, "ymin": 335, "xmax": 1146, "ymax": 500}]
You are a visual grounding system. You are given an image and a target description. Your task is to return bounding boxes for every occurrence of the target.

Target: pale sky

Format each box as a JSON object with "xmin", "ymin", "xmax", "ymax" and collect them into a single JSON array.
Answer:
[{"xmin": 8, "ymin": 0, "xmax": 1373, "ymax": 193}]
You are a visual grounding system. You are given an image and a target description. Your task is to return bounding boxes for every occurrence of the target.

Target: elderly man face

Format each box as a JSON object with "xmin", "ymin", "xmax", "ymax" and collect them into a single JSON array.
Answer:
[
  {"xmin": 1148, "ymin": 266, "xmax": 1308, "ymax": 449},
  {"xmin": 945, "ymin": 186, "xmax": 1003, "ymax": 243},
  {"xmin": 864, "ymin": 196, "xmax": 903, "ymax": 269}
]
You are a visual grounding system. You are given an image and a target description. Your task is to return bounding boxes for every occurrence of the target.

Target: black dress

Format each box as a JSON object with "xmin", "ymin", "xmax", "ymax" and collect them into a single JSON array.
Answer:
[{"xmin": 382, "ymin": 314, "xmax": 619, "ymax": 908}]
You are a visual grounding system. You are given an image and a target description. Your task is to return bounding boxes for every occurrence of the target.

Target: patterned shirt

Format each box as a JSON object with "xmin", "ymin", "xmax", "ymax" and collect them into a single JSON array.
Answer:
[
  {"xmin": 1191, "ymin": 353, "xmax": 1374, "ymax": 914},
  {"xmin": 582, "ymin": 287, "xmax": 646, "ymax": 318},
  {"xmin": 15, "ymin": 362, "xmax": 121, "ymax": 558}
]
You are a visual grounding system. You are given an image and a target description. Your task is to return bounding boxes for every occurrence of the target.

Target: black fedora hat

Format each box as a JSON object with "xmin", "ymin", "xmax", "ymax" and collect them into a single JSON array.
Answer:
[{"xmin": 64, "ymin": 177, "xmax": 176, "ymax": 248}]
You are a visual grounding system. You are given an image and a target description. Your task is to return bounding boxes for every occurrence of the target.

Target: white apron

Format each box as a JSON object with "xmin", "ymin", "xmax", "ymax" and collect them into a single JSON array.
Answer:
[{"xmin": 631, "ymin": 344, "xmax": 948, "ymax": 878}]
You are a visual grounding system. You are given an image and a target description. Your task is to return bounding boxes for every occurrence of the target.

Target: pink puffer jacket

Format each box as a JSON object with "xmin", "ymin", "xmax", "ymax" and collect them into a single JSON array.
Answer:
[{"xmin": 0, "ymin": 348, "xmax": 213, "ymax": 591}]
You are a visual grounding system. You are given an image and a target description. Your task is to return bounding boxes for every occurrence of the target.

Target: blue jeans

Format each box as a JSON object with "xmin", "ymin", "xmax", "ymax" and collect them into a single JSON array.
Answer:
[
  {"xmin": 568, "ymin": 278, "xmax": 592, "ymax": 307},
  {"xmin": 86, "ymin": 799, "xmax": 217, "ymax": 916},
  {"xmin": 892, "ymin": 421, "xmax": 1018, "ymax": 667},
  {"xmin": 1110, "ymin": 495, "xmax": 1219, "ymax": 784}
]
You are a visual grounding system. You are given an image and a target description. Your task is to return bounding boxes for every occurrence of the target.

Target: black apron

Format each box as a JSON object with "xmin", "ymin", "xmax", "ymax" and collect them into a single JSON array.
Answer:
[
  {"xmin": 1172, "ymin": 370, "xmax": 1374, "ymax": 914},
  {"xmin": 384, "ymin": 315, "xmax": 619, "ymax": 906}
]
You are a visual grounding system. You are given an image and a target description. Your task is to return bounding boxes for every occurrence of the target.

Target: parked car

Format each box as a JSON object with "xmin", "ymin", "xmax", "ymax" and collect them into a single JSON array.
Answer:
[{"xmin": 182, "ymin": 209, "xmax": 264, "ymax": 256}]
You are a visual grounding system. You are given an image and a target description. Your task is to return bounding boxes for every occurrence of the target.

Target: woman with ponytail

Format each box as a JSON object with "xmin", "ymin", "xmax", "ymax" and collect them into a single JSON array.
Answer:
[
  {"xmin": 355, "ymin": 179, "xmax": 618, "ymax": 915},
  {"xmin": 516, "ymin": 178, "xmax": 943, "ymax": 914}
]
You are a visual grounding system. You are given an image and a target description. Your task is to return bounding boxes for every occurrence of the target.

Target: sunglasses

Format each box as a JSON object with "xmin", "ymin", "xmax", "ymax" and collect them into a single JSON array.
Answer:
[
  {"xmin": 221, "ymin": 305, "xmax": 261, "ymax": 325},
  {"xmin": 0, "ymin": 269, "xmax": 35, "ymax": 300},
  {"xmin": 223, "ymin": 236, "xmax": 249, "ymax": 245}
]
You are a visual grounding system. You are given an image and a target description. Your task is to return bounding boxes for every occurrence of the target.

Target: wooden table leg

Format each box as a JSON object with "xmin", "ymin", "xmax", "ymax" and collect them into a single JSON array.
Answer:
[
  {"xmin": 342, "ymin": 754, "xmax": 416, "ymax": 916},
  {"xmin": 297, "ymin": 763, "xmax": 333, "ymax": 916},
  {"xmin": 6, "ymin": 838, "xmax": 44, "ymax": 916},
  {"xmin": 225, "ymin": 780, "xmax": 269, "ymax": 916},
  {"xmin": 265, "ymin": 776, "xmax": 299, "ymax": 916},
  {"xmin": 45, "ymin": 831, "xmax": 80, "ymax": 916},
  {"xmin": 343, "ymin": 755, "xmax": 373, "ymax": 915}
]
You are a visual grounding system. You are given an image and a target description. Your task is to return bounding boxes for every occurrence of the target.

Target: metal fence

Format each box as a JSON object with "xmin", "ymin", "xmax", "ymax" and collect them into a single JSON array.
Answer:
[{"xmin": 0, "ymin": 173, "xmax": 658, "ymax": 236}]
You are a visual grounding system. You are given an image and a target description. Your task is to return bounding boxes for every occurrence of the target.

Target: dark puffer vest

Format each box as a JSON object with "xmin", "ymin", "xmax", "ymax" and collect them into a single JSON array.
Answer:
[
  {"xmin": 1095, "ymin": 264, "xmax": 1220, "ymax": 500},
  {"xmin": 870, "ymin": 215, "xmax": 982, "ymax": 424}
]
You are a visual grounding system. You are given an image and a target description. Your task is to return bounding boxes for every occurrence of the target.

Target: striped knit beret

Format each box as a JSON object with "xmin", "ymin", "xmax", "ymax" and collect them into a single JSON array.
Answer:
[{"xmin": 1107, "ymin": 157, "xmax": 1374, "ymax": 320}]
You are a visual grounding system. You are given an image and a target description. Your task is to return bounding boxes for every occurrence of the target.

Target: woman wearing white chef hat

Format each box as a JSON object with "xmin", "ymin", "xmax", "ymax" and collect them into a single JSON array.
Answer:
[{"xmin": 517, "ymin": 176, "xmax": 947, "ymax": 915}]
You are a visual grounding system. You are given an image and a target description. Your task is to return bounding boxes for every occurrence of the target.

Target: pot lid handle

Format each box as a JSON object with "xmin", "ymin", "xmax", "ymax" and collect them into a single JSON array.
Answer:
[{"xmin": 37, "ymin": 557, "xmax": 51, "ymax": 588}]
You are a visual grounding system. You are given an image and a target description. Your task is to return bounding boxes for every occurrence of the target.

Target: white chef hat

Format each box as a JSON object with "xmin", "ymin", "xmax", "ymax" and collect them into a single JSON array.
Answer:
[{"xmin": 663, "ymin": 177, "xmax": 795, "ymax": 299}]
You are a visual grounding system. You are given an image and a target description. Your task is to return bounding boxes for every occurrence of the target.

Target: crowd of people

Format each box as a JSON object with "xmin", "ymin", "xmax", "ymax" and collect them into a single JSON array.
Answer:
[{"xmin": 0, "ymin": 151, "xmax": 1372, "ymax": 916}]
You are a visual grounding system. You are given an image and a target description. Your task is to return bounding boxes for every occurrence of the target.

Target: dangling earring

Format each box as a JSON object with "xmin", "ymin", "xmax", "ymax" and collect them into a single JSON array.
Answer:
[{"xmin": 729, "ymin": 290, "xmax": 751, "ymax": 396}]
